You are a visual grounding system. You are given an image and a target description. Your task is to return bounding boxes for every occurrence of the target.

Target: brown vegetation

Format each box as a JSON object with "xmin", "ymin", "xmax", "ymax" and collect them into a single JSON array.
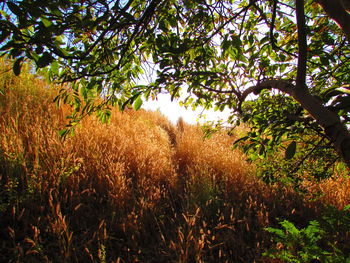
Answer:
[{"xmin": 0, "ymin": 61, "xmax": 350, "ymax": 262}]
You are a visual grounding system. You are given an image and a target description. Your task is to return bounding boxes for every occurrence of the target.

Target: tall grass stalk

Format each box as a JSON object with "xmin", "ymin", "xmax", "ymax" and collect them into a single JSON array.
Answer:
[{"xmin": 1, "ymin": 59, "xmax": 350, "ymax": 262}]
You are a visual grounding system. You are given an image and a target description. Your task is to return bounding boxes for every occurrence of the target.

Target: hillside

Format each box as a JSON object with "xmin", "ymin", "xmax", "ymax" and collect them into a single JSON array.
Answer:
[{"xmin": 1, "ymin": 61, "xmax": 350, "ymax": 262}]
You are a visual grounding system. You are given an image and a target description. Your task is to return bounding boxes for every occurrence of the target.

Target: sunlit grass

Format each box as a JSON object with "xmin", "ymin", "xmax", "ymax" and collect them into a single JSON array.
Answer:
[{"xmin": 1, "ymin": 59, "xmax": 350, "ymax": 262}]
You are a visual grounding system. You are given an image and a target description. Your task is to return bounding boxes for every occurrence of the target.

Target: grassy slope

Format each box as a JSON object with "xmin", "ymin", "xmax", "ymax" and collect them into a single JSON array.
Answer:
[{"xmin": 0, "ymin": 61, "xmax": 350, "ymax": 262}]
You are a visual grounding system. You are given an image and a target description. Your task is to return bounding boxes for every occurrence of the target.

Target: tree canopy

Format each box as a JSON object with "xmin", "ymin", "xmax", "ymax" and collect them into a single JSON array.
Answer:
[{"xmin": 1, "ymin": 0, "xmax": 350, "ymax": 168}]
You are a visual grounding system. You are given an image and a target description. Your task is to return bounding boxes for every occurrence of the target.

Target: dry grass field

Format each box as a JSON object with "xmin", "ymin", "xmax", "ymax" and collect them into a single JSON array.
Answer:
[{"xmin": 1, "ymin": 60, "xmax": 350, "ymax": 262}]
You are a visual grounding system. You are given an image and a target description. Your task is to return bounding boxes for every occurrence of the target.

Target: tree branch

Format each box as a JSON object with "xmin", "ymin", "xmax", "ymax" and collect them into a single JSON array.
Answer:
[
  {"xmin": 316, "ymin": 0, "xmax": 350, "ymax": 40},
  {"xmin": 237, "ymin": 79, "xmax": 294, "ymax": 112},
  {"xmin": 204, "ymin": 1, "xmax": 256, "ymax": 44},
  {"xmin": 270, "ymin": 0, "xmax": 278, "ymax": 50},
  {"xmin": 290, "ymin": 136, "xmax": 326, "ymax": 174},
  {"xmin": 253, "ymin": 1, "xmax": 297, "ymax": 58},
  {"xmin": 295, "ymin": 0, "xmax": 308, "ymax": 87},
  {"xmin": 198, "ymin": 83, "xmax": 240, "ymax": 96},
  {"xmin": 242, "ymin": 80, "xmax": 294, "ymax": 99}
]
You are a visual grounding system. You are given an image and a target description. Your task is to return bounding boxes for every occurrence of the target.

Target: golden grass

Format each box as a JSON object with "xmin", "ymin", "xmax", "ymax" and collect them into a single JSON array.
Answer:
[
  {"xmin": 301, "ymin": 174, "xmax": 350, "ymax": 210},
  {"xmin": 0, "ymin": 60, "xmax": 349, "ymax": 262}
]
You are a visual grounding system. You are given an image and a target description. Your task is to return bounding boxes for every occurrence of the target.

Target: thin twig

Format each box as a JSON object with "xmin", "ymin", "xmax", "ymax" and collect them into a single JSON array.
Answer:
[
  {"xmin": 270, "ymin": 0, "xmax": 278, "ymax": 50},
  {"xmin": 290, "ymin": 135, "xmax": 326, "ymax": 174}
]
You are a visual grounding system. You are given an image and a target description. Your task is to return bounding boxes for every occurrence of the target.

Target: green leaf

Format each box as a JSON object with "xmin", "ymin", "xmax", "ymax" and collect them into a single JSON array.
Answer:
[
  {"xmin": 343, "ymin": 204, "xmax": 350, "ymax": 211},
  {"xmin": 337, "ymin": 87, "xmax": 350, "ymax": 95},
  {"xmin": 133, "ymin": 95, "xmax": 143, "ymax": 110},
  {"xmin": 231, "ymin": 35, "xmax": 242, "ymax": 49},
  {"xmin": 56, "ymin": 47, "xmax": 70, "ymax": 57},
  {"xmin": 58, "ymin": 128, "xmax": 70, "ymax": 138},
  {"xmin": 13, "ymin": 57, "xmax": 24, "ymax": 76},
  {"xmin": 285, "ymin": 141, "xmax": 297, "ymax": 160},
  {"xmin": 7, "ymin": 2, "xmax": 22, "ymax": 16},
  {"xmin": 36, "ymin": 52, "xmax": 53, "ymax": 68},
  {"xmin": 41, "ymin": 17, "xmax": 52, "ymax": 28},
  {"xmin": 35, "ymin": 46, "xmax": 44, "ymax": 54},
  {"xmin": 265, "ymin": 227, "xmax": 285, "ymax": 237},
  {"xmin": 0, "ymin": 28, "xmax": 11, "ymax": 44},
  {"xmin": 10, "ymin": 48, "xmax": 22, "ymax": 57},
  {"xmin": 98, "ymin": 108, "xmax": 111, "ymax": 123},
  {"xmin": 50, "ymin": 61, "xmax": 59, "ymax": 75},
  {"xmin": 280, "ymin": 220, "xmax": 300, "ymax": 235},
  {"xmin": 320, "ymin": 56, "xmax": 329, "ymax": 66}
]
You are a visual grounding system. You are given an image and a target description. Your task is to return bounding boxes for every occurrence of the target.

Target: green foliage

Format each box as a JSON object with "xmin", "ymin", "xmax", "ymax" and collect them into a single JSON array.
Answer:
[
  {"xmin": 234, "ymin": 91, "xmax": 303, "ymax": 158},
  {"xmin": 264, "ymin": 206, "xmax": 350, "ymax": 263},
  {"xmin": 265, "ymin": 220, "xmax": 328, "ymax": 262},
  {"xmin": 232, "ymin": 90, "xmax": 343, "ymax": 184},
  {"xmin": 13, "ymin": 57, "xmax": 24, "ymax": 76},
  {"xmin": 0, "ymin": 154, "xmax": 26, "ymax": 213},
  {"xmin": 285, "ymin": 141, "xmax": 297, "ymax": 160},
  {"xmin": 2, "ymin": 0, "xmax": 350, "ymax": 168}
]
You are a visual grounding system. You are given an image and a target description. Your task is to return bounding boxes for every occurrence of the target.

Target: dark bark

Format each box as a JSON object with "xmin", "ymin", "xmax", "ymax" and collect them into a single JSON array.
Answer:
[
  {"xmin": 293, "ymin": 0, "xmax": 350, "ymax": 166},
  {"xmin": 296, "ymin": 0, "xmax": 308, "ymax": 86},
  {"xmin": 316, "ymin": 0, "xmax": 350, "ymax": 40},
  {"xmin": 247, "ymin": 79, "xmax": 350, "ymax": 167},
  {"xmin": 291, "ymin": 88, "xmax": 350, "ymax": 167},
  {"xmin": 241, "ymin": 0, "xmax": 350, "ymax": 166}
]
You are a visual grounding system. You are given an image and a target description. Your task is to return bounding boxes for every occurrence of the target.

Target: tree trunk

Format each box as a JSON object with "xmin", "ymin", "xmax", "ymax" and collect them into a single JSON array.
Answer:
[
  {"xmin": 316, "ymin": 0, "xmax": 350, "ymax": 40},
  {"xmin": 292, "ymin": 87, "xmax": 350, "ymax": 167}
]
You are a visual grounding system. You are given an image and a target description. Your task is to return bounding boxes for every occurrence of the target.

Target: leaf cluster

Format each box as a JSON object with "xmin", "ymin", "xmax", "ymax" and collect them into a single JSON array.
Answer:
[
  {"xmin": 264, "ymin": 206, "xmax": 350, "ymax": 262},
  {"xmin": 2, "ymin": 0, "xmax": 350, "ymax": 170}
]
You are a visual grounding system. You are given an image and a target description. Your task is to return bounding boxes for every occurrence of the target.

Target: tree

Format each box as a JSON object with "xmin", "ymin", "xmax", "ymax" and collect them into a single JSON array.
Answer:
[{"xmin": 1, "ymin": 0, "xmax": 350, "ymax": 167}]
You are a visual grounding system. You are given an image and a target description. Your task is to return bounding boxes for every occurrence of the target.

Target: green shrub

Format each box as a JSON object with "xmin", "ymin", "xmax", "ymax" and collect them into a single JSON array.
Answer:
[{"xmin": 264, "ymin": 206, "xmax": 350, "ymax": 263}]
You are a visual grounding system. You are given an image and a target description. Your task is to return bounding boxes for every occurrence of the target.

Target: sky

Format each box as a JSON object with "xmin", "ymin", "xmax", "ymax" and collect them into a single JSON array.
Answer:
[{"xmin": 142, "ymin": 93, "xmax": 231, "ymax": 124}]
